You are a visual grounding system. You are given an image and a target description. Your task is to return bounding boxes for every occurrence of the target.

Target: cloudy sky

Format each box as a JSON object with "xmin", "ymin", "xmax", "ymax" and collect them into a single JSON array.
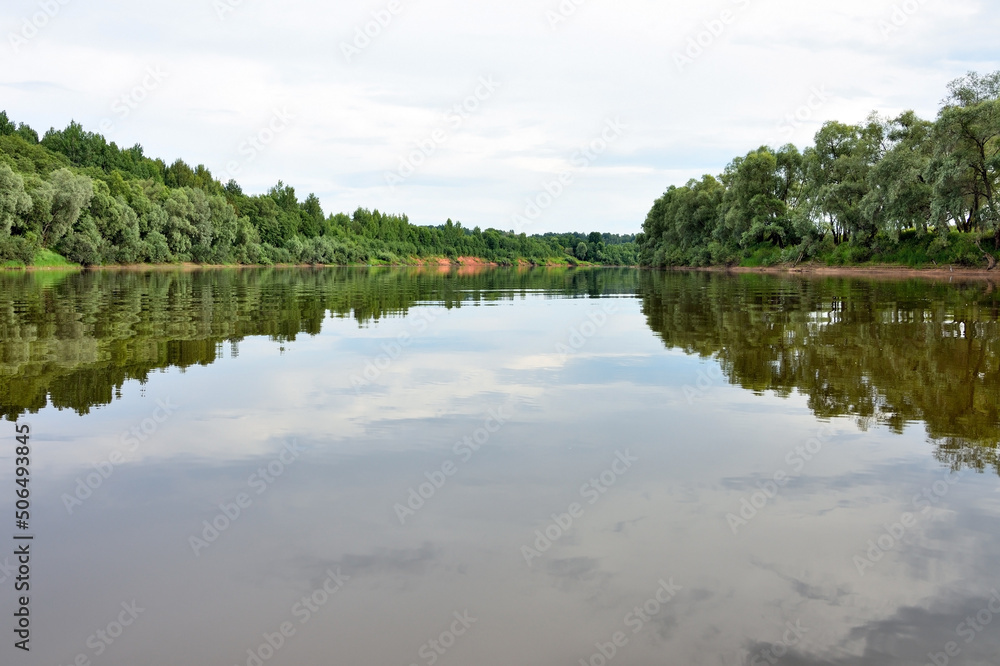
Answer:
[{"xmin": 2, "ymin": 0, "xmax": 997, "ymax": 234}]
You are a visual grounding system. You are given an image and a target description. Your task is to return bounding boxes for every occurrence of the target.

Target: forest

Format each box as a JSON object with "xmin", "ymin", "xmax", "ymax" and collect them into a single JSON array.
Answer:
[
  {"xmin": 0, "ymin": 113, "xmax": 637, "ymax": 267},
  {"xmin": 637, "ymin": 71, "xmax": 1000, "ymax": 269}
]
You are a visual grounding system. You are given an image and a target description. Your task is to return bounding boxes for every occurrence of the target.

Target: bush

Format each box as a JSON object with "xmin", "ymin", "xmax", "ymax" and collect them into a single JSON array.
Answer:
[
  {"xmin": 58, "ymin": 231, "xmax": 102, "ymax": 266},
  {"xmin": 740, "ymin": 244, "xmax": 782, "ymax": 267},
  {"xmin": 143, "ymin": 231, "xmax": 172, "ymax": 263},
  {"xmin": 824, "ymin": 241, "xmax": 872, "ymax": 265},
  {"xmin": 0, "ymin": 232, "xmax": 39, "ymax": 264}
]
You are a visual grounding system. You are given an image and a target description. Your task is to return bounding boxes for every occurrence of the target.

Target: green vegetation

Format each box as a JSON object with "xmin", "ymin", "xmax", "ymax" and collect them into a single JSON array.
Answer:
[
  {"xmin": 0, "ymin": 112, "xmax": 637, "ymax": 268},
  {"xmin": 29, "ymin": 248, "xmax": 78, "ymax": 268},
  {"xmin": 638, "ymin": 72, "xmax": 1000, "ymax": 270}
]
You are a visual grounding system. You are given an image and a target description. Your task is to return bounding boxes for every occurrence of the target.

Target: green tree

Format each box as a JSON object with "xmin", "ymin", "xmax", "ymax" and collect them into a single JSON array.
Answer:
[
  {"xmin": 0, "ymin": 162, "xmax": 33, "ymax": 262},
  {"xmin": 300, "ymin": 193, "xmax": 324, "ymax": 238},
  {"xmin": 718, "ymin": 147, "xmax": 799, "ymax": 249},
  {"xmin": 45, "ymin": 168, "xmax": 93, "ymax": 246},
  {"xmin": 88, "ymin": 182, "xmax": 142, "ymax": 263},
  {"xmin": 928, "ymin": 72, "xmax": 1000, "ymax": 243},
  {"xmin": 42, "ymin": 121, "xmax": 109, "ymax": 168},
  {"xmin": 803, "ymin": 121, "xmax": 880, "ymax": 244},
  {"xmin": 862, "ymin": 111, "xmax": 935, "ymax": 236},
  {"xmin": 0, "ymin": 112, "xmax": 15, "ymax": 136},
  {"xmin": 638, "ymin": 175, "xmax": 724, "ymax": 266},
  {"xmin": 164, "ymin": 159, "xmax": 197, "ymax": 189}
]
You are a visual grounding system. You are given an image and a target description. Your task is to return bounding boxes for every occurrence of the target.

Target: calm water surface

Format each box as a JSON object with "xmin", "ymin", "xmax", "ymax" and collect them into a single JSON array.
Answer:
[{"xmin": 1, "ymin": 267, "xmax": 999, "ymax": 666}]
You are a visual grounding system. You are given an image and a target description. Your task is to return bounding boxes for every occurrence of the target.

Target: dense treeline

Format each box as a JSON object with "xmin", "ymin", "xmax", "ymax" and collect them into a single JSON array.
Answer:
[
  {"xmin": 0, "ymin": 114, "xmax": 637, "ymax": 267},
  {"xmin": 638, "ymin": 72, "xmax": 1000, "ymax": 269}
]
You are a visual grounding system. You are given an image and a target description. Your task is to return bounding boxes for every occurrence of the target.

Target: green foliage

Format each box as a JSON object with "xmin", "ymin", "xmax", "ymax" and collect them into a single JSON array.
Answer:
[
  {"xmin": 739, "ymin": 244, "xmax": 782, "ymax": 267},
  {"xmin": 0, "ymin": 161, "xmax": 30, "ymax": 235},
  {"xmin": 0, "ymin": 112, "xmax": 14, "ymax": 137},
  {"xmin": 639, "ymin": 175, "xmax": 725, "ymax": 267},
  {"xmin": 58, "ymin": 216, "xmax": 104, "ymax": 266},
  {"xmin": 811, "ymin": 229, "xmax": 998, "ymax": 267},
  {"xmin": 639, "ymin": 71, "xmax": 1000, "ymax": 269},
  {"xmin": 0, "ymin": 112, "xmax": 638, "ymax": 267},
  {"xmin": 46, "ymin": 168, "xmax": 93, "ymax": 246},
  {"xmin": 0, "ymin": 161, "xmax": 35, "ymax": 263},
  {"xmin": 31, "ymin": 248, "xmax": 77, "ymax": 267}
]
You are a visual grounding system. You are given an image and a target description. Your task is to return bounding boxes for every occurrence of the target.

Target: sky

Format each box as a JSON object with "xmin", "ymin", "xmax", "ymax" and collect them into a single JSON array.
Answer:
[{"xmin": 1, "ymin": 0, "xmax": 997, "ymax": 235}]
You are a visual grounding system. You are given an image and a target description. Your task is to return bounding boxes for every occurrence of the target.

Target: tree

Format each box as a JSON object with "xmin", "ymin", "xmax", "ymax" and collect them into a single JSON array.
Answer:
[
  {"xmin": 942, "ymin": 71, "xmax": 1000, "ymax": 107},
  {"xmin": 803, "ymin": 121, "xmax": 880, "ymax": 244},
  {"xmin": 164, "ymin": 159, "xmax": 197, "ymax": 189},
  {"xmin": 929, "ymin": 72, "xmax": 1000, "ymax": 243},
  {"xmin": 0, "ymin": 109, "xmax": 640, "ymax": 267},
  {"xmin": 207, "ymin": 193, "xmax": 239, "ymax": 262},
  {"xmin": 88, "ymin": 183, "xmax": 142, "ymax": 263},
  {"xmin": 57, "ymin": 215, "xmax": 104, "ymax": 265},
  {"xmin": 15, "ymin": 124, "xmax": 38, "ymax": 144},
  {"xmin": 42, "ymin": 121, "xmax": 109, "ymax": 168},
  {"xmin": 0, "ymin": 112, "xmax": 15, "ymax": 136},
  {"xmin": 862, "ymin": 111, "xmax": 935, "ymax": 236},
  {"xmin": 300, "ymin": 193, "xmax": 324, "ymax": 238},
  {"xmin": 160, "ymin": 188, "xmax": 198, "ymax": 259},
  {"xmin": 45, "ymin": 169, "xmax": 93, "ymax": 246},
  {"xmin": 0, "ymin": 161, "xmax": 31, "ymax": 261},
  {"xmin": 718, "ymin": 147, "xmax": 799, "ymax": 249},
  {"xmin": 638, "ymin": 176, "xmax": 724, "ymax": 266}
]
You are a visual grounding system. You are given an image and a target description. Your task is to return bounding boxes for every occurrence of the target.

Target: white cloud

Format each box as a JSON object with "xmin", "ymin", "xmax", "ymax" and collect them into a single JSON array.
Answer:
[{"xmin": 1, "ymin": 0, "xmax": 997, "ymax": 233}]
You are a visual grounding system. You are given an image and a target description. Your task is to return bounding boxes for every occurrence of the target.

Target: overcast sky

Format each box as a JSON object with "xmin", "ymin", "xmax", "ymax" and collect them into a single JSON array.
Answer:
[{"xmin": 2, "ymin": 0, "xmax": 997, "ymax": 234}]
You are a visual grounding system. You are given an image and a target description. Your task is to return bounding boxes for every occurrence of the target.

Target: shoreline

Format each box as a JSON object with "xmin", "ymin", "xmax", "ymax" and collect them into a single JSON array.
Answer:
[
  {"xmin": 6, "ymin": 261, "xmax": 999, "ymax": 282},
  {"xmin": 671, "ymin": 263, "xmax": 999, "ymax": 283},
  {"xmin": 4, "ymin": 257, "xmax": 582, "ymax": 273}
]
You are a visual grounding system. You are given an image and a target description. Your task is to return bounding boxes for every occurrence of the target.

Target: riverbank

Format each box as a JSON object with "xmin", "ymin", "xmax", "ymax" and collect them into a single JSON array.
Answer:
[
  {"xmin": 674, "ymin": 262, "xmax": 1000, "ymax": 282},
  {"xmin": 8, "ymin": 256, "xmax": 998, "ymax": 282},
  {"xmin": 2, "ymin": 254, "xmax": 597, "ymax": 272}
]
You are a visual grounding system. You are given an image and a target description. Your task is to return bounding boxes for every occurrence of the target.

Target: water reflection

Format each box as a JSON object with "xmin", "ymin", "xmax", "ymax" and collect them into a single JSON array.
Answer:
[
  {"xmin": 0, "ymin": 267, "xmax": 637, "ymax": 419},
  {"xmin": 0, "ymin": 268, "xmax": 998, "ymax": 666},
  {"xmin": 3, "ymin": 268, "xmax": 997, "ymax": 474},
  {"xmin": 639, "ymin": 272, "xmax": 1000, "ymax": 474}
]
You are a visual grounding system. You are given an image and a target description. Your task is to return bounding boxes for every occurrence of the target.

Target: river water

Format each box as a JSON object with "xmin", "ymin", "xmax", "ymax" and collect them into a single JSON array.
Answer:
[{"xmin": 1, "ymin": 267, "xmax": 998, "ymax": 666}]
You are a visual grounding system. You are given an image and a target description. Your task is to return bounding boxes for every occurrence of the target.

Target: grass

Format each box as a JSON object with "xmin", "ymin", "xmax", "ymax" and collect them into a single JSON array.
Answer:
[
  {"xmin": 32, "ymin": 248, "xmax": 79, "ymax": 268},
  {"xmin": 739, "ymin": 245, "xmax": 783, "ymax": 268},
  {"xmin": 716, "ymin": 232, "xmax": 1000, "ymax": 271},
  {"xmin": 1, "ymin": 248, "xmax": 80, "ymax": 270},
  {"xmin": 816, "ymin": 231, "xmax": 998, "ymax": 269}
]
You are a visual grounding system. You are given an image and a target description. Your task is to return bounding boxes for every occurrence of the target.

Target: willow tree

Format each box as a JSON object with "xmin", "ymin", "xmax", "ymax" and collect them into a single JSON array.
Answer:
[
  {"xmin": 929, "ymin": 72, "xmax": 1000, "ymax": 243},
  {"xmin": 862, "ymin": 111, "xmax": 935, "ymax": 236}
]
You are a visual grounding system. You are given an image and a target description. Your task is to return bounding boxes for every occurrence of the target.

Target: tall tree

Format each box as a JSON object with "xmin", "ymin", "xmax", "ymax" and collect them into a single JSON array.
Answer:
[
  {"xmin": 46, "ymin": 169, "xmax": 93, "ymax": 246},
  {"xmin": 929, "ymin": 72, "xmax": 1000, "ymax": 242},
  {"xmin": 863, "ymin": 111, "xmax": 935, "ymax": 236},
  {"xmin": 803, "ymin": 121, "xmax": 881, "ymax": 244},
  {"xmin": 718, "ymin": 147, "xmax": 798, "ymax": 249}
]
